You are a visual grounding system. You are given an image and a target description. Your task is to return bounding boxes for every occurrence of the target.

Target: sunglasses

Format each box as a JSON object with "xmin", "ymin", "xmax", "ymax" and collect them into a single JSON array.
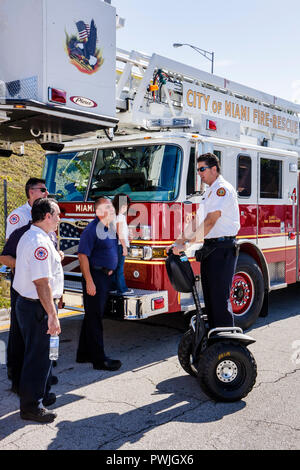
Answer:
[
  {"xmin": 197, "ymin": 166, "xmax": 212, "ymax": 173},
  {"xmin": 31, "ymin": 187, "xmax": 48, "ymax": 193}
]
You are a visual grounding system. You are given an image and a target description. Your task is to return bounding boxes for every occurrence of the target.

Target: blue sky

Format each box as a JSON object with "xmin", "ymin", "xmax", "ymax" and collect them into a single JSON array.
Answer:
[{"xmin": 112, "ymin": 0, "xmax": 300, "ymax": 103}]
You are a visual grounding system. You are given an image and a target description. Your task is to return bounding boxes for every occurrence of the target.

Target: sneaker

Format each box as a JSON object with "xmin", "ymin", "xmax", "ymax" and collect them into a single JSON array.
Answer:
[
  {"xmin": 42, "ymin": 392, "xmax": 56, "ymax": 407},
  {"xmin": 121, "ymin": 289, "xmax": 134, "ymax": 295},
  {"xmin": 93, "ymin": 358, "xmax": 122, "ymax": 371},
  {"xmin": 20, "ymin": 407, "xmax": 57, "ymax": 423}
]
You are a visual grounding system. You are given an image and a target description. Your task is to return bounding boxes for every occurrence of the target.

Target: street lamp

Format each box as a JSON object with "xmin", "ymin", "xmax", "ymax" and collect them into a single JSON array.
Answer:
[{"xmin": 173, "ymin": 43, "xmax": 215, "ymax": 74}]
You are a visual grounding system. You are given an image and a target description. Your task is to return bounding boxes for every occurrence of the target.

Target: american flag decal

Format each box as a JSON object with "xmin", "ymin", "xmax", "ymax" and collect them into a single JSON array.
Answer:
[
  {"xmin": 59, "ymin": 222, "xmax": 81, "ymax": 252},
  {"xmin": 76, "ymin": 21, "xmax": 90, "ymax": 43},
  {"xmin": 65, "ymin": 18, "xmax": 103, "ymax": 75},
  {"xmin": 59, "ymin": 221, "xmax": 81, "ymax": 272}
]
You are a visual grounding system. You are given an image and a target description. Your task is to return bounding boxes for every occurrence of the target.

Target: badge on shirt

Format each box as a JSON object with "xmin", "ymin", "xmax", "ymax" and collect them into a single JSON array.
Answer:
[
  {"xmin": 34, "ymin": 247, "xmax": 48, "ymax": 260},
  {"xmin": 216, "ymin": 188, "xmax": 226, "ymax": 197},
  {"xmin": 9, "ymin": 214, "xmax": 20, "ymax": 225}
]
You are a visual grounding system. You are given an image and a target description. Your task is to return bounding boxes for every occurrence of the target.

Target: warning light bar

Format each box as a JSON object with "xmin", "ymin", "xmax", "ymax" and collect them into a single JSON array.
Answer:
[
  {"xmin": 147, "ymin": 118, "xmax": 193, "ymax": 129},
  {"xmin": 206, "ymin": 119, "xmax": 217, "ymax": 131},
  {"xmin": 48, "ymin": 87, "xmax": 67, "ymax": 104}
]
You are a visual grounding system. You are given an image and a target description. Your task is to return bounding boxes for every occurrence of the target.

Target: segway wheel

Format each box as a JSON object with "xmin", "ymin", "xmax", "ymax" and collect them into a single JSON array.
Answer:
[
  {"xmin": 178, "ymin": 329, "xmax": 198, "ymax": 377},
  {"xmin": 196, "ymin": 341, "xmax": 257, "ymax": 402}
]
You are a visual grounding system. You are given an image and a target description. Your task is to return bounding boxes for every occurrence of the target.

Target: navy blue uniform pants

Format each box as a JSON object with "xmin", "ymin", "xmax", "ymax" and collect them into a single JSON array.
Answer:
[
  {"xmin": 16, "ymin": 296, "xmax": 52, "ymax": 412},
  {"xmin": 77, "ymin": 269, "xmax": 112, "ymax": 365},
  {"xmin": 201, "ymin": 241, "xmax": 238, "ymax": 329},
  {"xmin": 7, "ymin": 286, "xmax": 24, "ymax": 389},
  {"xmin": 113, "ymin": 244, "xmax": 128, "ymax": 294}
]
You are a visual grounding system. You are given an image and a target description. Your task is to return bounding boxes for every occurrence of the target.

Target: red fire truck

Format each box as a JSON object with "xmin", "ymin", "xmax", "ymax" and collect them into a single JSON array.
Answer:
[
  {"xmin": 1, "ymin": 3, "xmax": 299, "ymax": 330},
  {"xmin": 40, "ymin": 49, "xmax": 300, "ymax": 330}
]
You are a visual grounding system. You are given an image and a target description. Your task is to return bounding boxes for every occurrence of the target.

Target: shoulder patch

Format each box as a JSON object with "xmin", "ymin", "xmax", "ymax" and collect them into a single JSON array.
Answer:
[
  {"xmin": 34, "ymin": 247, "xmax": 48, "ymax": 261},
  {"xmin": 216, "ymin": 187, "xmax": 226, "ymax": 197},
  {"xmin": 9, "ymin": 214, "xmax": 20, "ymax": 225}
]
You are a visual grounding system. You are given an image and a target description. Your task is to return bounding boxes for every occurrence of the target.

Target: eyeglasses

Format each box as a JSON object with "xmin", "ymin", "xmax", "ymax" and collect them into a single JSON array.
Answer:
[
  {"xmin": 197, "ymin": 166, "xmax": 212, "ymax": 173},
  {"xmin": 31, "ymin": 187, "xmax": 48, "ymax": 193}
]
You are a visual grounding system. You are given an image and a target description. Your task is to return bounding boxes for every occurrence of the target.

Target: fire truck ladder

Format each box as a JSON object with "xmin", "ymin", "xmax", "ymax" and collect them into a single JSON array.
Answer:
[{"xmin": 116, "ymin": 48, "xmax": 300, "ymax": 141}]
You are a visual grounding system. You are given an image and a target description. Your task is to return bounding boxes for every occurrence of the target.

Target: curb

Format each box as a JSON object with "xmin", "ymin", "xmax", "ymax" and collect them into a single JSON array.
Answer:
[{"xmin": 0, "ymin": 308, "xmax": 10, "ymax": 322}]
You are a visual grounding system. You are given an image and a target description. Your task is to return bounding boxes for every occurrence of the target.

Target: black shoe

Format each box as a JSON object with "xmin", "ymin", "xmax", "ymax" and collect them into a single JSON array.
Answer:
[
  {"xmin": 93, "ymin": 358, "xmax": 122, "ymax": 371},
  {"xmin": 76, "ymin": 354, "xmax": 92, "ymax": 364},
  {"xmin": 20, "ymin": 407, "xmax": 57, "ymax": 423},
  {"xmin": 42, "ymin": 393, "xmax": 56, "ymax": 407},
  {"xmin": 51, "ymin": 375, "xmax": 58, "ymax": 385}
]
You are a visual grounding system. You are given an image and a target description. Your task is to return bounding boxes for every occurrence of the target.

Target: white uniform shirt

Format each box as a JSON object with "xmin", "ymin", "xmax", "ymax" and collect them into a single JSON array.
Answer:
[
  {"xmin": 13, "ymin": 225, "xmax": 64, "ymax": 299},
  {"xmin": 6, "ymin": 202, "xmax": 32, "ymax": 239},
  {"xmin": 197, "ymin": 175, "xmax": 240, "ymax": 239},
  {"xmin": 116, "ymin": 213, "xmax": 130, "ymax": 247}
]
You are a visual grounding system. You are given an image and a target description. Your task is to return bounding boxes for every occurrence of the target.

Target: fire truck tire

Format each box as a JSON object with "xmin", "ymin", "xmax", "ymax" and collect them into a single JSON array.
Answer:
[
  {"xmin": 196, "ymin": 341, "xmax": 257, "ymax": 402},
  {"xmin": 178, "ymin": 329, "xmax": 198, "ymax": 377},
  {"xmin": 232, "ymin": 253, "xmax": 264, "ymax": 330}
]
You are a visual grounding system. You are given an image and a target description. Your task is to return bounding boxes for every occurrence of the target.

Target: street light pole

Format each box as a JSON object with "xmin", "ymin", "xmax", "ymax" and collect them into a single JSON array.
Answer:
[{"xmin": 173, "ymin": 43, "xmax": 215, "ymax": 74}]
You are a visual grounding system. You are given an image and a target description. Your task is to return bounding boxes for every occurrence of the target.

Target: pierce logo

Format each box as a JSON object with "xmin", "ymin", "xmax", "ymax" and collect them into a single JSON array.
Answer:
[{"xmin": 70, "ymin": 96, "xmax": 97, "ymax": 108}]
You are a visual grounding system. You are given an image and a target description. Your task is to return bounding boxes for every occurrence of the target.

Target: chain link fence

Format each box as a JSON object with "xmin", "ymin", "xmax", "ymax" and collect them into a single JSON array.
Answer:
[{"xmin": 0, "ymin": 178, "xmax": 27, "ymax": 252}]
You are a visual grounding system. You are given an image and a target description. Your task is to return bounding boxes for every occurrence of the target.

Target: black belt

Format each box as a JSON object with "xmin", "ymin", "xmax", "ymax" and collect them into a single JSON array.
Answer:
[
  {"xmin": 21, "ymin": 296, "xmax": 59, "ymax": 305},
  {"xmin": 22, "ymin": 297, "xmax": 40, "ymax": 303},
  {"xmin": 204, "ymin": 236, "xmax": 236, "ymax": 244},
  {"xmin": 92, "ymin": 266, "xmax": 114, "ymax": 275}
]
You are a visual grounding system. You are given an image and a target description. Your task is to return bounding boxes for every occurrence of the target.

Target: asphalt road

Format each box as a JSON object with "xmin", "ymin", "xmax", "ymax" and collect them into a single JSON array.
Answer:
[{"xmin": 0, "ymin": 285, "xmax": 299, "ymax": 451}]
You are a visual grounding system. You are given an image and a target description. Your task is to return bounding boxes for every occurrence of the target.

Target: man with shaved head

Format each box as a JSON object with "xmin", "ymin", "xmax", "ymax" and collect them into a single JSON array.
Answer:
[{"xmin": 76, "ymin": 197, "xmax": 122, "ymax": 371}]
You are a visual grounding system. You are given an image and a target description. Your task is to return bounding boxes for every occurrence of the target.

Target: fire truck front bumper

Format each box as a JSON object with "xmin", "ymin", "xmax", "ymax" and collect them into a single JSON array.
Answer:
[
  {"xmin": 62, "ymin": 285, "xmax": 169, "ymax": 320},
  {"xmin": 107, "ymin": 289, "xmax": 169, "ymax": 320}
]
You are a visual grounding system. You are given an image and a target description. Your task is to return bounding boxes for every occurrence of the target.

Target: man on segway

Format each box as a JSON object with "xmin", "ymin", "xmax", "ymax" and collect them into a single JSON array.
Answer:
[
  {"xmin": 168, "ymin": 153, "xmax": 257, "ymax": 402},
  {"xmin": 172, "ymin": 152, "xmax": 240, "ymax": 329}
]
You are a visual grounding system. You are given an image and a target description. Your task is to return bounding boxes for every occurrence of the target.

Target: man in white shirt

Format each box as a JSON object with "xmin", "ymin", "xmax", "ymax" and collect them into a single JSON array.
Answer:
[
  {"xmin": 173, "ymin": 153, "xmax": 240, "ymax": 329},
  {"xmin": 3, "ymin": 178, "xmax": 53, "ymax": 389},
  {"xmin": 6, "ymin": 177, "xmax": 49, "ymax": 239},
  {"xmin": 13, "ymin": 198, "xmax": 63, "ymax": 423}
]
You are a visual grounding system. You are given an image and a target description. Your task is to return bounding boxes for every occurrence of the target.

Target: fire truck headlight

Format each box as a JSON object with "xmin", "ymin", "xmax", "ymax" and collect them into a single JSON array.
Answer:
[
  {"xmin": 129, "ymin": 247, "xmax": 144, "ymax": 259},
  {"xmin": 143, "ymin": 246, "xmax": 153, "ymax": 260}
]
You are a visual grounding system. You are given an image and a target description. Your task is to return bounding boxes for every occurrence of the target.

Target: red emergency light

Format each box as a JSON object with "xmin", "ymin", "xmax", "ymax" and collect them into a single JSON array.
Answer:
[
  {"xmin": 206, "ymin": 120, "xmax": 217, "ymax": 131},
  {"xmin": 151, "ymin": 297, "xmax": 165, "ymax": 310},
  {"xmin": 48, "ymin": 87, "xmax": 67, "ymax": 104}
]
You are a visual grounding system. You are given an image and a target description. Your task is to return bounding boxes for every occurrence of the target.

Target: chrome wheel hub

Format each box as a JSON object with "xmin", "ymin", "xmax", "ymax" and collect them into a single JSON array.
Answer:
[{"xmin": 216, "ymin": 360, "xmax": 238, "ymax": 383}]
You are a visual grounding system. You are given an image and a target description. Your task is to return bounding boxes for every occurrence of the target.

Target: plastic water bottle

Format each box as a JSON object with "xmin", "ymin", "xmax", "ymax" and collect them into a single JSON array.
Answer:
[{"xmin": 49, "ymin": 335, "xmax": 59, "ymax": 361}]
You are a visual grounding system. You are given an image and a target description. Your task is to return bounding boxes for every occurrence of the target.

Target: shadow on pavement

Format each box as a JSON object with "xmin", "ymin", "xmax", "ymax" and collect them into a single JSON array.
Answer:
[{"xmin": 0, "ymin": 283, "xmax": 299, "ymax": 447}]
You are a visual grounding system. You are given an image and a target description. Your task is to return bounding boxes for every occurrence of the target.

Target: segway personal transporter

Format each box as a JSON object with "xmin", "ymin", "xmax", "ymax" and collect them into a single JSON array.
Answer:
[{"xmin": 166, "ymin": 249, "xmax": 257, "ymax": 402}]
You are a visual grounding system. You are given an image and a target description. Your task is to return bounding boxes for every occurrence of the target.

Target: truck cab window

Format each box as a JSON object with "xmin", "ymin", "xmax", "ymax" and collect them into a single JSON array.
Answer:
[
  {"xmin": 213, "ymin": 150, "xmax": 222, "ymax": 168},
  {"xmin": 238, "ymin": 155, "xmax": 251, "ymax": 197},
  {"xmin": 186, "ymin": 147, "xmax": 195, "ymax": 195},
  {"xmin": 260, "ymin": 158, "xmax": 282, "ymax": 199}
]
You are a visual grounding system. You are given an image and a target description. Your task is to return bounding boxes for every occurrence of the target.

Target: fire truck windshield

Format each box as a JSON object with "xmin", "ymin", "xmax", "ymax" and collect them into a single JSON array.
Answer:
[
  {"xmin": 43, "ymin": 149, "xmax": 94, "ymax": 201},
  {"xmin": 43, "ymin": 144, "xmax": 182, "ymax": 202},
  {"xmin": 88, "ymin": 144, "xmax": 182, "ymax": 201}
]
